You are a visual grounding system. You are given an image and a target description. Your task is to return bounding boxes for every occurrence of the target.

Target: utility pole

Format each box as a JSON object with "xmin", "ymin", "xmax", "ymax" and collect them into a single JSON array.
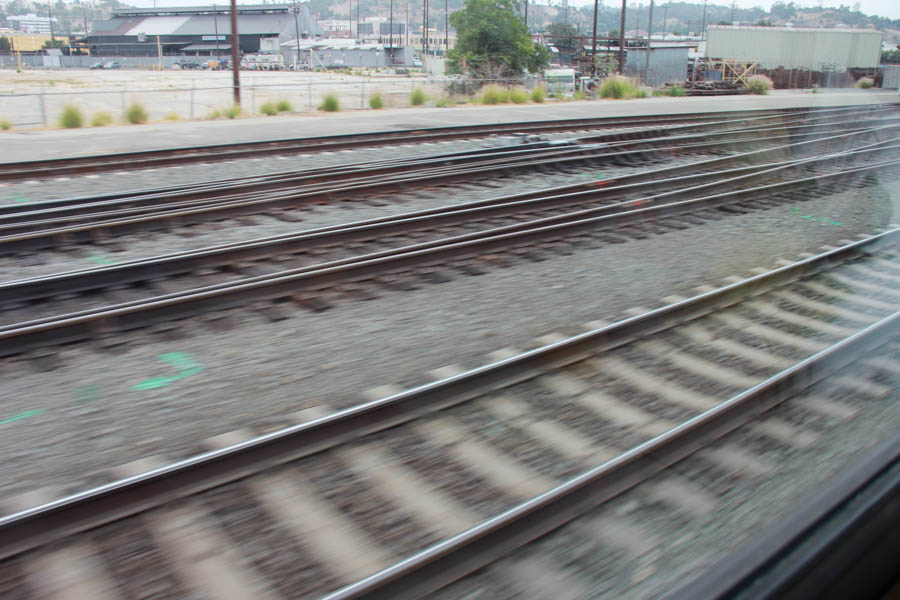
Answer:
[
  {"xmin": 524, "ymin": 0, "xmax": 527, "ymax": 29},
  {"xmin": 444, "ymin": 0, "xmax": 454, "ymax": 59},
  {"xmin": 48, "ymin": 4, "xmax": 54, "ymax": 41},
  {"xmin": 730, "ymin": 0, "xmax": 736, "ymax": 24},
  {"xmin": 389, "ymin": 0, "xmax": 394, "ymax": 65},
  {"xmin": 230, "ymin": 0, "xmax": 241, "ymax": 105},
  {"xmin": 156, "ymin": 34, "xmax": 162, "ymax": 70},
  {"xmin": 618, "ymin": 0, "xmax": 626, "ymax": 73},
  {"xmin": 213, "ymin": 3, "xmax": 220, "ymax": 60},
  {"xmin": 406, "ymin": 0, "xmax": 410, "ymax": 47},
  {"xmin": 81, "ymin": 1, "xmax": 90, "ymax": 36},
  {"xmin": 644, "ymin": 0, "xmax": 653, "ymax": 83},
  {"xmin": 424, "ymin": 0, "xmax": 429, "ymax": 59},
  {"xmin": 701, "ymin": 0, "xmax": 707, "ymax": 36},
  {"xmin": 591, "ymin": 0, "xmax": 599, "ymax": 76},
  {"xmin": 293, "ymin": 1, "xmax": 302, "ymax": 69},
  {"xmin": 635, "ymin": 3, "xmax": 640, "ymax": 37},
  {"xmin": 662, "ymin": 3, "xmax": 667, "ymax": 34}
]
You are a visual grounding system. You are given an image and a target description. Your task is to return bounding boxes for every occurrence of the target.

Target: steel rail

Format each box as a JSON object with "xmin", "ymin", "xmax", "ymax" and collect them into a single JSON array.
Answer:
[
  {"xmin": 1, "ymin": 108, "xmax": 891, "ymax": 222},
  {"xmin": 2, "ymin": 139, "xmax": 895, "ymax": 307},
  {"xmin": 1, "ymin": 122, "xmax": 894, "ymax": 253},
  {"xmin": 0, "ymin": 104, "xmax": 892, "ymax": 181},
  {"xmin": 0, "ymin": 227, "xmax": 895, "ymax": 563},
  {"xmin": 324, "ymin": 312, "xmax": 900, "ymax": 600},
  {"xmin": 0, "ymin": 156, "xmax": 896, "ymax": 357},
  {"xmin": 1, "ymin": 113, "xmax": 881, "ymax": 227}
]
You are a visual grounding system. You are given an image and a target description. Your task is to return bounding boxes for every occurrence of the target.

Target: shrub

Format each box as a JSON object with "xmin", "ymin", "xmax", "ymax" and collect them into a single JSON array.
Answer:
[
  {"xmin": 225, "ymin": 104, "xmax": 241, "ymax": 119},
  {"xmin": 410, "ymin": 87, "xmax": 428, "ymax": 106},
  {"xmin": 0, "ymin": 120, "xmax": 10, "ymax": 131},
  {"xmin": 598, "ymin": 75, "xmax": 640, "ymax": 99},
  {"xmin": 260, "ymin": 101, "xmax": 278, "ymax": 116},
  {"xmin": 125, "ymin": 102, "xmax": 148, "ymax": 124},
  {"xmin": 746, "ymin": 74, "xmax": 773, "ymax": 95},
  {"xmin": 164, "ymin": 112, "xmax": 179, "ymax": 121},
  {"xmin": 320, "ymin": 93, "xmax": 340, "ymax": 111},
  {"xmin": 574, "ymin": 89, "xmax": 588, "ymax": 100},
  {"xmin": 276, "ymin": 99, "xmax": 292, "ymax": 112},
  {"xmin": 857, "ymin": 76, "xmax": 874, "ymax": 89},
  {"xmin": 635, "ymin": 88, "xmax": 648, "ymax": 98},
  {"xmin": 59, "ymin": 104, "xmax": 84, "ymax": 128},
  {"xmin": 530, "ymin": 86, "xmax": 547, "ymax": 103},
  {"xmin": 91, "ymin": 111, "xmax": 113, "ymax": 127},
  {"xmin": 666, "ymin": 84, "xmax": 686, "ymax": 96},
  {"xmin": 479, "ymin": 85, "xmax": 510, "ymax": 104},
  {"xmin": 509, "ymin": 87, "xmax": 529, "ymax": 104},
  {"xmin": 369, "ymin": 92, "xmax": 384, "ymax": 109},
  {"xmin": 208, "ymin": 109, "xmax": 222, "ymax": 119}
]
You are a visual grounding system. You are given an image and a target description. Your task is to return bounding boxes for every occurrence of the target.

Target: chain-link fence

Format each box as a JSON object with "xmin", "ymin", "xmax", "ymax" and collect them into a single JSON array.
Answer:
[{"xmin": 0, "ymin": 74, "xmax": 565, "ymax": 128}]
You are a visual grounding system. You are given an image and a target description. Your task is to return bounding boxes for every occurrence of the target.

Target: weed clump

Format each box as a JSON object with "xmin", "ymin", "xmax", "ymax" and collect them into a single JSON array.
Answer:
[
  {"xmin": 225, "ymin": 104, "xmax": 241, "ymax": 119},
  {"xmin": 0, "ymin": 120, "xmax": 11, "ymax": 131},
  {"xmin": 125, "ymin": 103, "xmax": 148, "ymax": 124},
  {"xmin": 60, "ymin": 104, "xmax": 84, "ymax": 128},
  {"xmin": 598, "ymin": 75, "xmax": 640, "ymax": 99},
  {"xmin": 666, "ymin": 84, "xmax": 686, "ymax": 96},
  {"xmin": 320, "ymin": 93, "xmax": 340, "ymax": 111},
  {"xmin": 369, "ymin": 92, "xmax": 384, "ymax": 109},
  {"xmin": 276, "ymin": 99, "xmax": 293, "ymax": 112},
  {"xmin": 530, "ymin": 86, "xmax": 547, "ymax": 103},
  {"xmin": 857, "ymin": 77, "xmax": 874, "ymax": 89},
  {"xmin": 479, "ymin": 85, "xmax": 510, "ymax": 104},
  {"xmin": 260, "ymin": 102, "xmax": 278, "ymax": 116},
  {"xmin": 746, "ymin": 74, "xmax": 774, "ymax": 95},
  {"xmin": 91, "ymin": 111, "xmax": 113, "ymax": 127},
  {"xmin": 508, "ymin": 87, "xmax": 529, "ymax": 104},
  {"xmin": 410, "ymin": 87, "xmax": 428, "ymax": 106}
]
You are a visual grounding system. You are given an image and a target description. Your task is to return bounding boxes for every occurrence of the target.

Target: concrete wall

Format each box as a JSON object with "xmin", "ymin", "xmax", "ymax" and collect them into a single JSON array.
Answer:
[
  {"xmin": 707, "ymin": 26, "xmax": 882, "ymax": 70},
  {"xmin": 624, "ymin": 47, "xmax": 689, "ymax": 86}
]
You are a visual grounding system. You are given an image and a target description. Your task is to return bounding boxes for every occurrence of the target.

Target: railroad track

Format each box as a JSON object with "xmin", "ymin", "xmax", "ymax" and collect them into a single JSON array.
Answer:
[
  {"xmin": 4, "ymin": 107, "xmax": 894, "ymax": 253},
  {"xmin": 2, "ymin": 104, "xmax": 891, "ymax": 182},
  {"xmin": 0, "ymin": 132, "xmax": 897, "ymax": 357},
  {"xmin": 0, "ymin": 112, "xmax": 900, "ymax": 262},
  {"xmin": 1, "ymin": 229, "xmax": 896, "ymax": 599}
]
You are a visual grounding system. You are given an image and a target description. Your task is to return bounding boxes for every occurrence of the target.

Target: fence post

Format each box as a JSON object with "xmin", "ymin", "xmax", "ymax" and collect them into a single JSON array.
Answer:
[
  {"xmin": 308, "ymin": 81, "xmax": 312, "ymax": 110},
  {"xmin": 120, "ymin": 86, "xmax": 127, "ymax": 119},
  {"xmin": 190, "ymin": 79, "xmax": 195, "ymax": 120},
  {"xmin": 39, "ymin": 87, "xmax": 47, "ymax": 127},
  {"xmin": 250, "ymin": 81, "xmax": 256, "ymax": 113},
  {"xmin": 360, "ymin": 80, "xmax": 365, "ymax": 109}
]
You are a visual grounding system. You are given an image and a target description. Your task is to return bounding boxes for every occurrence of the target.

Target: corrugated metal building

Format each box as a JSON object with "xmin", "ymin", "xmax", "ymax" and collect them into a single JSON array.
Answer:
[
  {"xmin": 77, "ymin": 4, "xmax": 324, "ymax": 57},
  {"xmin": 707, "ymin": 26, "xmax": 882, "ymax": 70},
  {"xmin": 623, "ymin": 45, "xmax": 690, "ymax": 86},
  {"xmin": 280, "ymin": 38, "xmax": 413, "ymax": 69}
]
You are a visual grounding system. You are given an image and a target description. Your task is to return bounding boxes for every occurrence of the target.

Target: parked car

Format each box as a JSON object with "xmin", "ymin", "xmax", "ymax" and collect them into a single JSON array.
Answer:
[
  {"xmin": 175, "ymin": 60, "xmax": 201, "ymax": 69},
  {"xmin": 102, "ymin": 61, "xmax": 122, "ymax": 69},
  {"xmin": 89, "ymin": 61, "xmax": 106, "ymax": 69}
]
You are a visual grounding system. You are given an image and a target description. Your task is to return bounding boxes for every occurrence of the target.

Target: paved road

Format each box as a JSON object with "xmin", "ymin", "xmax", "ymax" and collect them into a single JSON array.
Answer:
[{"xmin": 2, "ymin": 89, "xmax": 897, "ymax": 162}]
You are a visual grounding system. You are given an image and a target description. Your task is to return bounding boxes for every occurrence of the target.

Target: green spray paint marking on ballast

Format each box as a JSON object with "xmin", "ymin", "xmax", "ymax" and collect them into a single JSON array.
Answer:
[
  {"xmin": 0, "ymin": 409, "xmax": 44, "ymax": 426},
  {"xmin": 133, "ymin": 352, "xmax": 204, "ymax": 391},
  {"xmin": 86, "ymin": 253, "xmax": 116, "ymax": 265},
  {"xmin": 791, "ymin": 207, "xmax": 843, "ymax": 226},
  {"xmin": 8, "ymin": 193, "xmax": 30, "ymax": 203}
]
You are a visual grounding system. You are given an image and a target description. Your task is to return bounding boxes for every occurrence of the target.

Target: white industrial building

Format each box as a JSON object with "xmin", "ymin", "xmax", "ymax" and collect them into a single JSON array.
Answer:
[{"xmin": 707, "ymin": 25, "xmax": 883, "ymax": 70}]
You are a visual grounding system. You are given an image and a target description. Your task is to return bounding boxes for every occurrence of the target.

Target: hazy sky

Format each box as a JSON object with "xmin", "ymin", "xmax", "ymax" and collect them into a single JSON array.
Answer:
[{"xmin": 120, "ymin": 0, "xmax": 900, "ymax": 20}]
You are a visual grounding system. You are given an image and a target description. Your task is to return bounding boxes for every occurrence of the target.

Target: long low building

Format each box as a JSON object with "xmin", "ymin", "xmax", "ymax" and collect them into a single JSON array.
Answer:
[
  {"xmin": 706, "ymin": 25, "xmax": 883, "ymax": 70},
  {"xmin": 76, "ymin": 4, "xmax": 323, "ymax": 57}
]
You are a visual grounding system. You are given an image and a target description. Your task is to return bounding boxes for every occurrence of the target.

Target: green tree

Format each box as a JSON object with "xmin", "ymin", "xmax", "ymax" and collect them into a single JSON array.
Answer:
[
  {"xmin": 0, "ymin": 37, "xmax": 10, "ymax": 53},
  {"xmin": 882, "ymin": 50, "xmax": 900, "ymax": 64},
  {"xmin": 42, "ymin": 39, "xmax": 68, "ymax": 51},
  {"xmin": 547, "ymin": 22, "xmax": 578, "ymax": 54},
  {"xmin": 448, "ymin": 0, "xmax": 549, "ymax": 78}
]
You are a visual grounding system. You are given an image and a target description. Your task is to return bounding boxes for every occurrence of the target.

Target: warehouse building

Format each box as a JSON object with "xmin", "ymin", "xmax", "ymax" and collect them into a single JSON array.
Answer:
[
  {"xmin": 281, "ymin": 37, "xmax": 414, "ymax": 69},
  {"xmin": 75, "ymin": 4, "xmax": 323, "ymax": 57},
  {"xmin": 706, "ymin": 25, "xmax": 882, "ymax": 87}
]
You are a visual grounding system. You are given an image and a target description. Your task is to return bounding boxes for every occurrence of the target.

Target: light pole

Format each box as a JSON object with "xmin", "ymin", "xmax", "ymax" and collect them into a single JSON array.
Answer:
[
  {"xmin": 293, "ymin": 1, "xmax": 302, "ymax": 69},
  {"xmin": 230, "ymin": 0, "xmax": 240, "ymax": 105},
  {"xmin": 591, "ymin": 0, "xmax": 599, "ymax": 76}
]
